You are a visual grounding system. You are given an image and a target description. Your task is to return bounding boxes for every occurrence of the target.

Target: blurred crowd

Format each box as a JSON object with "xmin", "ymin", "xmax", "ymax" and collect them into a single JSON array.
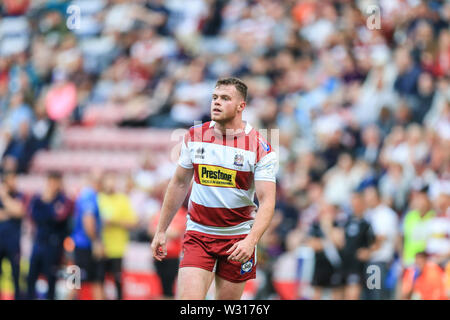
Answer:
[{"xmin": 0, "ymin": 0, "xmax": 449, "ymax": 299}]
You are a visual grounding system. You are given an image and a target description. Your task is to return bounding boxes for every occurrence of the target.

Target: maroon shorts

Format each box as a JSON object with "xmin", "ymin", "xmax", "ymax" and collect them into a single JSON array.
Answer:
[{"xmin": 179, "ymin": 231, "xmax": 257, "ymax": 283}]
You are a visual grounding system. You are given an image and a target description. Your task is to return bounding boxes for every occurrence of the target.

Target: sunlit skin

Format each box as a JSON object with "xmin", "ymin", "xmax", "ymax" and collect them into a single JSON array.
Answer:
[{"xmin": 210, "ymin": 85, "xmax": 246, "ymax": 135}]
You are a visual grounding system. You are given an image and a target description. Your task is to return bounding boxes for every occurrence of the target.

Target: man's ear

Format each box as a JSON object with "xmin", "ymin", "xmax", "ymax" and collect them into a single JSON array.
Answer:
[{"xmin": 238, "ymin": 101, "xmax": 246, "ymax": 112}]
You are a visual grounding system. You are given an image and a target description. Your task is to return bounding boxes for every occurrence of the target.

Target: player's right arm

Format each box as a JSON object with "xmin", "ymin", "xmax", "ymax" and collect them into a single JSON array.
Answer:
[
  {"xmin": 152, "ymin": 130, "xmax": 195, "ymax": 261},
  {"xmin": 80, "ymin": 195, "xmax": 103, "ymax": 259},
  {"xmin": 151, "ymin": 165, "xmax": 193, "ymax": 261}
]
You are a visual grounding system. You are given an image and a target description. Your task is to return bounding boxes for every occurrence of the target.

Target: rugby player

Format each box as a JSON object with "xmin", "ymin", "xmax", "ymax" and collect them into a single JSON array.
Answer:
[{"xmin": 151, "ymin": 77, "xmax": 277, "ymax": 299}]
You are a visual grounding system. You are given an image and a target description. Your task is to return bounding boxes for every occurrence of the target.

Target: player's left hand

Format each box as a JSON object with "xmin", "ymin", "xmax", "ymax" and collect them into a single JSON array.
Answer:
[{"xmin": 226, "ymin": 238, "xmax": 254, "ymax": 264}]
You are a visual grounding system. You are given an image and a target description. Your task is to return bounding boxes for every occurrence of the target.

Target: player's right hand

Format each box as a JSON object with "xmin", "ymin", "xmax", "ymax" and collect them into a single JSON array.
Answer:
[{"xmin": 151, "ymin": 231, "xmax": 167, "ymax": 261}]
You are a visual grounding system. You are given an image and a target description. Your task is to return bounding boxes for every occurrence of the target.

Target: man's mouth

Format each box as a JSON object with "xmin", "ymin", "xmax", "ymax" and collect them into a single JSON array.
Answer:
[{"xmin": 212, "ymin": 108, "xmax": 221, "ymax": 113}]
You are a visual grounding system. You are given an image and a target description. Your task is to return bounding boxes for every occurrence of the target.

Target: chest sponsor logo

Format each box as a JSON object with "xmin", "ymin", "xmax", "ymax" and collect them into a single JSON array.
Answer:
[
  {"xmin": 347, "ymin": 223, "xmax": 360, "ymax": 237},
  {"xmin": 198, "ymin": 165, "xmax": 237, "ymax": 187}
]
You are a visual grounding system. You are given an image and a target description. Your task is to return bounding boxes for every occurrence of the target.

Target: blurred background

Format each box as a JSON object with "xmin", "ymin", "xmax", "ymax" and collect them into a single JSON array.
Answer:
[{"xmin": 0, "ymin": 0, "xmax": 449, "ymax": 300}]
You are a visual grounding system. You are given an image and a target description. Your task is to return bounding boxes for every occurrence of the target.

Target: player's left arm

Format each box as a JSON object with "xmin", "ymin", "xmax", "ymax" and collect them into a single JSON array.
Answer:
[
  {"xmin": 227, "ymin": 180, "xmax": 276, "ymax": 263},
  {"xmin": 227, "ymin": 141, "xmax": 278, "ymax": 263}
]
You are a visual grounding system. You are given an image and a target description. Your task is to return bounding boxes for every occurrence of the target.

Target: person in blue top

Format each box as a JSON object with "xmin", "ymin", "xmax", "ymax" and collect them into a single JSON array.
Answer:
[
  {"xmin": 27, "ymin": 171, "xmax": 73, "ymax": 300},
  {"xmin": 0, "ymin": 171, "xmax": 26, "ymax": 300},
  {"xmin": 68, "ymin": 171, "xmax": 104, "ymax": 300}
]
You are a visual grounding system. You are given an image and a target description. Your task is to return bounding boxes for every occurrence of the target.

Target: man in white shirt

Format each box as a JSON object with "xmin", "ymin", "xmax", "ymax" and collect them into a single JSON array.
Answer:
[{"xmin": 363, "ymin": 186, "xmax": 399, "ymax": 300}]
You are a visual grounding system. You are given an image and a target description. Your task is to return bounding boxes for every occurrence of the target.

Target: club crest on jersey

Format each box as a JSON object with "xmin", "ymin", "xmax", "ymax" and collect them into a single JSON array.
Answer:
[
  {"xmin": 234, "ymin": 153, "xmax": 244, "ymax": 167},
  {"xmin": 240, "ymin": 259, "xmax": 253, "ymax": 274}
]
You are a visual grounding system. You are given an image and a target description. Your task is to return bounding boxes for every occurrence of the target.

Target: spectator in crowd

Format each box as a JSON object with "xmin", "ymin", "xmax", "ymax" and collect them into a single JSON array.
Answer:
[
  {"xmin": 27, "ymin": 171, "xmax": 73, "ymax": 299},
  {"xmin": 340, "ymin": 191, "xmax": 375, "ymax": 300},
  {"xmin": 379, "ymin": 161, "xmax": 412, "ymax": 213},
  {"xmin": 307, "ymin": 202, "xmax": 345, "ymax": 300},
  {"xmin": 98, "ymin": 172, "xmax": 138, "ymax": 300},
  {"xmin": 0, "ymin": 91, "xmax": 33, "ymax": 138},
  {"xmin": 363, "ymin": 186, "xmax": 400, "ymax": 300},
  {"xmin": 424, "ymin": 192, "xmax": 450, "ymax": 268},
  {"xmin": 68, "ymin": 171, "xmax": 104, "ymax": 300},
  {"xmin": 2, "ymin": 121, "xmax": 36, "ymax": 173},
  {"xmin": 394, "ymin": 47, "xmax": 422, "ymax": 98},
  {"xmin": 401, "ymin": 251, "xmax": 447, "ymax": 300},
  {"xmin": 0, "ymin": 171, "xmax": 26, "ymax": 300},
  {"xmin": 401, "ymin": 185, "xmax": 435, "ymax": 267},
  {"xmin": 148, "ymin": 205, "xmax": 187, "ymax": 300},
  {"xmin": 357, "ymin": 125, "xmax": 382, "ymax": 166}
]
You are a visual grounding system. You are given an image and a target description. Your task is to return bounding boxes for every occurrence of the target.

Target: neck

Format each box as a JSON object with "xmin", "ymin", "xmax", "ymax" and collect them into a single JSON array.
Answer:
[{"xmin": 213, "ymin": 118, "xmax": 245, "ymax": 136}]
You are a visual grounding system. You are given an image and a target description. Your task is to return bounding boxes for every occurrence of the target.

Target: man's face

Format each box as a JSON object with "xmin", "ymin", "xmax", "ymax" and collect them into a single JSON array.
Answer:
[
  {"xmin": 210, "ymin": 85, "xmax": 245, "ymax": 123},
  {"xmin": 46, "ymin": 177, "xmax": 62, "ymax": 195},
  {"xmin": 434, "ymin": 194, "xmax": 449, "ymax": 215},
  {"xmin": 413, "ymin": 191, "xmax": 430, "ymax": 213},
  {"xmin": 102, "ymin": 174, "xmax": 116, "ymax": 194},
  {"xmin": 364, "ymin": 187, "xmax": 378, "ymax": 208},
  {"xmin": 351, "ymin": 194, "xmax": 365, "ymax": 216},
  {"xmin": 414, "ymin": 254, "xmax": 427, "ymax": 272}
]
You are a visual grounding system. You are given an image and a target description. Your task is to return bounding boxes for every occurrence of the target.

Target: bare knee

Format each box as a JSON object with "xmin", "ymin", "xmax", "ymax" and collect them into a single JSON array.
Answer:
[
  {"xmin": 215, "ymin": 276, "xmax": 246, "ymax": 300},
  {"xmin": 177, "ymin": 267, "xmax": 213, "ymax": 300}
]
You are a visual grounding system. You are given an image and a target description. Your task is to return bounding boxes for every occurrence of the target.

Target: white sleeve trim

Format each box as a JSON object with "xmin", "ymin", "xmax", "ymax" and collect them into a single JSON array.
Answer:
[
  {"xmin": 177, "ymin": 140, "xmax": 193, "ymax": 169},
  {"xmin": 254, "ymin": 152, "xmax": 278, "ymax": 182}
]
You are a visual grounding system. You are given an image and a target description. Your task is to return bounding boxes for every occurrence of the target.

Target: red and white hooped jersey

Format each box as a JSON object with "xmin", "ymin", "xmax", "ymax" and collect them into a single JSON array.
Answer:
[{"xmin": 178, "ymin": 121, "xmax": 278, "ymax": 238}]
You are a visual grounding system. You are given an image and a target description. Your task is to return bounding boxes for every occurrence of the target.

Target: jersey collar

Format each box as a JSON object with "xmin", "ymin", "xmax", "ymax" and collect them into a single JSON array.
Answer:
[{"xmin": 209, "ymin": 121, "xmax": 253, "ymax": 136}]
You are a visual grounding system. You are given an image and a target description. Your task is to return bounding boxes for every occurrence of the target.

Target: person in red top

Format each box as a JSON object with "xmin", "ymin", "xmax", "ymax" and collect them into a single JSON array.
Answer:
[
  {"xmin": 148, "ymin": 206, "xmax": 187, "ymax": 299},
  {"xmin": 151, "ymin": 77, "xmax": 277, "ymax": 300},
  {"xmin": 401, "ymin": 251, "xmax": 447, "ymax": 300}
]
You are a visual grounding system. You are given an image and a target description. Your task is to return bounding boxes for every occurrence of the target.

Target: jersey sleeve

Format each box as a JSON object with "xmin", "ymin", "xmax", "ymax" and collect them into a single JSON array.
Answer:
[
  {"xmin": 178, "ymin": 131, "xmax": 193, "ymax": 169},
  {"xmin": 254, "ymin": 151, "xmax": 278, "ymax": 182},
  {"xmin": 80, "ymin": 192, "xmax": 96, "ymax": 217}
]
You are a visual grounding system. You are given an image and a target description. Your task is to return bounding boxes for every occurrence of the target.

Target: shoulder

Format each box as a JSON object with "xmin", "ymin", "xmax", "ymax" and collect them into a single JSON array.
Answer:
[
  {"xmin": 116, "ymin": 193, "xmax": 131, "ymax": 203},
  {"xmin": 253, "ymin": 130, "xmax": 271, "ymax": 151},
  {"xmin": 361, "ymin": 218, "xmax": 372, "ymax": 229},
  {"xmin": 98, "ymin": 192, "xmax": 109, "ymax": 202},
  {"xmin": 57, "ymin": 192, "xmax": 70, "ymax": 201},
  {"xmin": 403, "ymin": 210, "xmax": 417, "ymax": 221},
  {"xmin": 246, "ymin": 128, "xmax": 275, "ymax": 162},
  {"xmin": 186, "ymin": 122, "xmax": 212, "ymax": 143},
  {"xmin": 78, "ymin": 188, "xmax": 97, "ymax": 204}
]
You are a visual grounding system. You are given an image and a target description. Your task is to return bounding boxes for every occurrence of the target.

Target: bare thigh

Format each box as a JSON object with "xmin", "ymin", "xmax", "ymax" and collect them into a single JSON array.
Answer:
[
  {"xmin": 177, "ymin": 267, "xmax": 214, "ymax": 300},
  {"xmin": 215, "ymin": 275, "xmax": 246, "ymax": 300}
]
